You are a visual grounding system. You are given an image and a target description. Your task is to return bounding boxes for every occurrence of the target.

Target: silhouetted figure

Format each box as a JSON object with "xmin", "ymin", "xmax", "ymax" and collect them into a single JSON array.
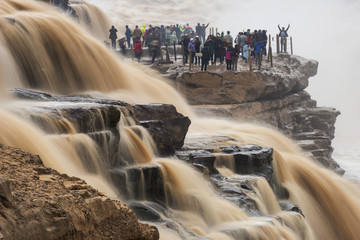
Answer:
[
  {"xmin": 204, "ymin": 35, "xmax": 214, "ymax": 65},
  {"xmin": 201, "ymin": 44, "xmax": 210, "ymax": 71},
  {"xmin": 149, "ymin": 37, "xmax": 160, "ymax": 63},
  {"xmin": 194, "ymin": 36, "xmax": 201, "ymax": 65},
  {"xmin": 213, "ymin": 34, "xmax": 224, "ymax": 65},
  {"xmin": 109, "ymin": 25, "xmax": 118, "ymax": 49},
  {"xmin": 118, "ymin": 37, "xmax": 126, "ymax": 55},
  {"xmin": 180, "ymin": 35, "xmax": 190, "ymax": 64},
  {"xmin": 125, "ymin": 25, "xmax": 132, "ymax": 48},
  {"xmin": 200, "ymin": 23, "xmax": 209, "ymax": 43},
  {"xmin": 232, "ymin": 44, "xmax": 240, "ymax": 71}
]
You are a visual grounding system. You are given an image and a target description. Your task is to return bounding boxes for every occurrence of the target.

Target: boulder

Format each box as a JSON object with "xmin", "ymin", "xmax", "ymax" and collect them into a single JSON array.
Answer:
[
  {"xmin": 0, "ymin": 144, "xmax": 159, "ymax": 240},
  {"xmin": 175, "ymin": 55, "xmax": 318, "ymax": 105}
]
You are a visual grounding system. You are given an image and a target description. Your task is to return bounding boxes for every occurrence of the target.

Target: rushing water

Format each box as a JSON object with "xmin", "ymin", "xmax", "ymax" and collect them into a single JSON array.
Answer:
[
  {"xmin": 88, "ymin": 0, "xmax": 360, "ymax": 183},
  {"xmin": 0, "ymin": 1, "xmax": 360, "ymax": 239}
]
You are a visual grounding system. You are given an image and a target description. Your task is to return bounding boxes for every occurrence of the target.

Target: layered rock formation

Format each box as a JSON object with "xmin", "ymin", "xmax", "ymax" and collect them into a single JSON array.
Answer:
[
  {"xmin": 0, "ymin": 53, "xmax": 342, "ymax": 238},
  {"xmin": 11, "ymin": 88, "xmax": 191, "ymax": 156},
  {"xmin": 163, "ymin": 54, "xmax": 342, "ymax": 173},
  {"xmin": 0, "ymin": 144, "xmax": 159, "ymax": 240},
  {"xmin": 9, "ymin": 89, "xmax": 273, "ymax": 206},
  {"xmin": 3, "ymin": 88, "xmax": 282, "ymax": 238}
]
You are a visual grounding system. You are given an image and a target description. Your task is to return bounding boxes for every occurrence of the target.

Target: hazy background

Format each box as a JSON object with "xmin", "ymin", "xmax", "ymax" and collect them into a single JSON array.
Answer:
[
  {"xmin": 218, "ymin": 0, "xmax": 360, "ymax": 181},
  {"xmin": 85, "ymin": 0, "xmax": 360, "ymax": 178},
  {"xmin": 218, "ymin": 0, "xmax": 360, "ymax": 145}
]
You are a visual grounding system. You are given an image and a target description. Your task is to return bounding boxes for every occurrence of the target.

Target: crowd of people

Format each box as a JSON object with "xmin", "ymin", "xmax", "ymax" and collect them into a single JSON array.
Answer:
[{"xmin": 108, "ymin": 23, "xmax": 291, "ymax": 70}]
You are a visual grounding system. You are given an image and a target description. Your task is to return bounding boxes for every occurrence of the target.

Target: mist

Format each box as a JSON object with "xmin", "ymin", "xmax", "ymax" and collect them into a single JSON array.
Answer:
[{"xmin": 217, "ymin": 0, "xmax": 360, "ymax": 144}]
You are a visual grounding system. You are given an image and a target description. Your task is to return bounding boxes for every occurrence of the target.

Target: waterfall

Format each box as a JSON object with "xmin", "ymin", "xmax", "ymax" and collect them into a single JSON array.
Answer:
[{"xmin": 0, "ymin": 1, "xmax": 359, "ymax": 239}]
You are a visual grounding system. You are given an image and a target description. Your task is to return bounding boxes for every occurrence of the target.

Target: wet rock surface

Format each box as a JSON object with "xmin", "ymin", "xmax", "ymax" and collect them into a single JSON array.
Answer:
[
  {"xmin": 164, "ymin": 55, "xmax": 342, "ymax": 173},
  {"xmin": 0, "ymin": 144, "xmax": 159, "ymax": 240},
  {"xmin": 175, "ymin": 145, "xmax": 273, "ymax": 181},
  {"xmin": 10, "ymin": 88, "xmax": 190, "ymax": 156},
  {"xmin": 132, "ymin": 104, "xmax": 191, "ymax": 154}
]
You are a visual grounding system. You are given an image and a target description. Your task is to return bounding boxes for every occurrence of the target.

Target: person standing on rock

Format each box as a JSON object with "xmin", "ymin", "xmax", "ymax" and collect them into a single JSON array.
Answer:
[
  {"xmin": 125, "ymin": 25, "xmax": 132, "ymax": 48},
  {"xmin": 194, "ymin": 36, "xmax": 201, "ymax": 65},
  {"xmin": 109, "ymin": 25, "xmax": 118, "ymax": 49},
  {"xmin": 188, "ymin": 38, "xmax": 196, "ymax": 64},
  {"xmin": 200, "ymin": 23, "xmax": 209, "ymax": 43},
  {"xmin": 201, "ymin": 44, "xmax": 210, "ymax": 71},
  {"xmin": 278, "ymin": 24, "xmax": 290, "ymax": 53},
  {"xmin": 204, "ymin": 35, "xmax": 214, "ymax": 65},
  {"xmin": 213, "ymin": 34, "xmax": 224, "ymax": 65},
  {"xmin": 232, "ymin": 44, "xmax": 240, "ymax": 71},
  {"xmin": 223, "ymin": 31, "xmax": 233, "ymax": 47},
  {"xmin": 149, "ymin": 37, "xmax": 160, "ymax": 63},
  {"xmin": 134, "ymin": 40, "xmax": 143, "ymax": 62},
  {"xmin": 133, "ymin": 25, "xmax": 142, "ymax": 42},
  {"xmin": 180, "ymin": 35, "xmax": 190, "ymax": 64},
  {"xmin": 225, "ymin": 45, "xmax": 233, "ymax": 71},
  {"xmin": 170, "ymin": 31, "xmax": 178, "ymax": 45},
  {"xmin": 165, "ymin": 26, "xmax": 172, "ymax": 45},
  {"xmin": 242, "ymin": 42, "xmax": 250, "ymax": 63}
]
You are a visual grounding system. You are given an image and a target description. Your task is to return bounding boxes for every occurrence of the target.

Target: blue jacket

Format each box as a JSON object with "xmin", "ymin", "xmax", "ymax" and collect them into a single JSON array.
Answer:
[
  {"xmin": 255, "ymin": 42, "xmax": 265, "ymax": 54},
  {"xmin": 125, "ymin": 28, "xmax": 132, "ymax": 38}
]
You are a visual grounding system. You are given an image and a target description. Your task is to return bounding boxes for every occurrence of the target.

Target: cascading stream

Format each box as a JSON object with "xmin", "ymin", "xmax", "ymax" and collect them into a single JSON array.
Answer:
[{"xmin": 0, "ymin": 1, "xmax": 359, "ymax": 239}]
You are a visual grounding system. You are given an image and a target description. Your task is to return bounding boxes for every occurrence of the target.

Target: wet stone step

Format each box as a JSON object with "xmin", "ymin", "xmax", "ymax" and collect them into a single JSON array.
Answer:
[
  {"xmin": 110, "ymin": 165, "xmax": 166, "ymax": 203},
  {"xmin": 175, "ymin": 145, "xmax": 273, "ymax": 180}
]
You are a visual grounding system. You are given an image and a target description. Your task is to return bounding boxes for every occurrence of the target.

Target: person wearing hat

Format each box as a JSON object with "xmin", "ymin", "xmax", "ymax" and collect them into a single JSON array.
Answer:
[{"xmin": 188, "ymin": 37, "xmax": 196, "ymax": 64}]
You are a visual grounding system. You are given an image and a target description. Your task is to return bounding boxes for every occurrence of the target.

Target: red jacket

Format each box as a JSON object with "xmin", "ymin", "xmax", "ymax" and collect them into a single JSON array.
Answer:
[{"xmin": 134, "ymin": 42, "xmax": 142, "ymax": 52}]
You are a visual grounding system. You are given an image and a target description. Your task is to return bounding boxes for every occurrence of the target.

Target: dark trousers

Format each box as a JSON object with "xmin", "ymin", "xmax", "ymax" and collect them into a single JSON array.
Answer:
[
  {"xmin": 151, "ymin": 49, "xmax": 159, "ymax": 63},
  {"xmin": 111, "ymin": 38, "xmax": 116, "ymax": 49},
  {"xmin": 190, "ymin": 53, "xmax": 195, "ymax": 64},
  {"xmin": 184, "ymin": 52, "xmax": 189, "ymax": 63},
  {"xmin": 195, "ymin": 55, "xmax": 201, "ymax": 65},
  {"xmin": 232, "ymin": 57, "xmax": 238, "ymax": 71},
  {"xmin": 226, "ymin": 60, "xmax": 232, "ymax": 70},
  {"xmin": 201, "ymin": 60, "xmax": 209, "ymax": 71},
  {"xmin": 214, "ymin": 51, "xmax": 224, "ymax": 64}
]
